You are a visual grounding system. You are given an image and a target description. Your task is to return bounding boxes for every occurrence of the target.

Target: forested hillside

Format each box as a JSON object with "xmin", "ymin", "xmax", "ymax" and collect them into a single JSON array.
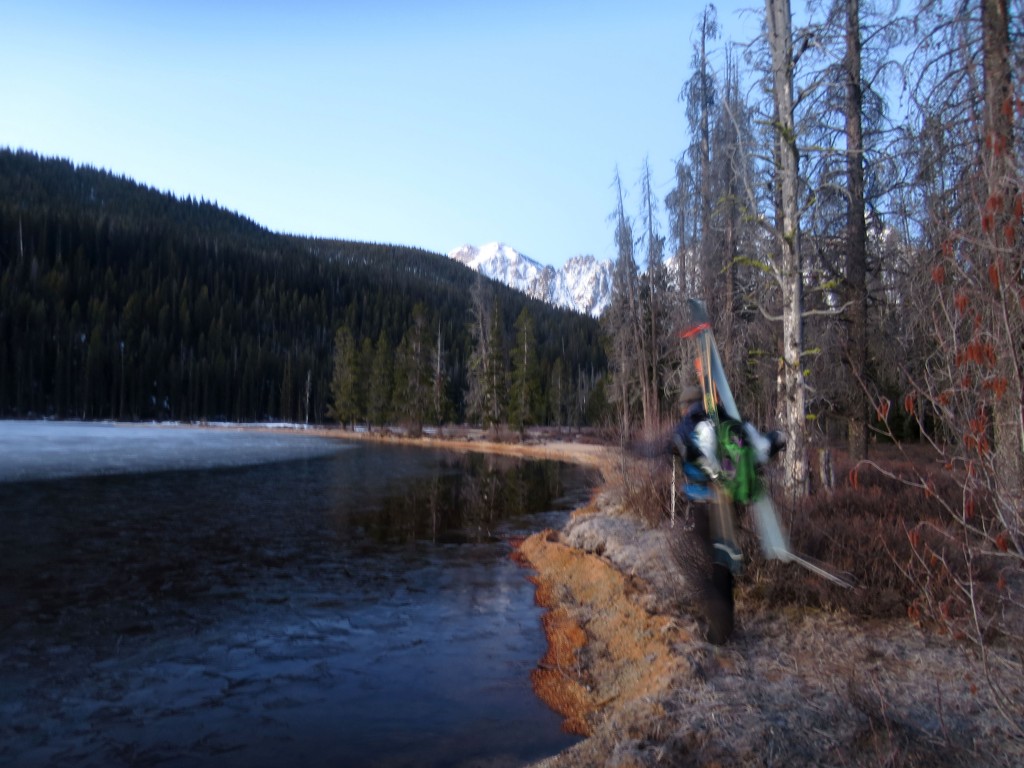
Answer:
[{"xmin": 0, "ymin": 149, "xmax": 606, "ymax": 426}]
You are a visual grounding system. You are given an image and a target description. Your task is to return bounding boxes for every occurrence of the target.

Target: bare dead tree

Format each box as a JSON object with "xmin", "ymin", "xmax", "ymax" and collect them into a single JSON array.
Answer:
[{"xmin": 766, "ymin": 0, "xmax": 810, "ymax": 496}]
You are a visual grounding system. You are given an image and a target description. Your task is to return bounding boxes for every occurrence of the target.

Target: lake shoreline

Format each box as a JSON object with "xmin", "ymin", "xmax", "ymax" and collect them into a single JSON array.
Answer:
[
  {"xmin": 19, "ymin": 421, "xmax": 1018, "ymax": 765},
  {"xmin": 234, "ymin": 423, "xmax": 617, "ymax": 470},
  {"xmin": 101, "ymin": 420, "xmax": 618, "ymax": 474},
  {"xmin": 314, "ymin": 423, "xmax": 1023, "ymax": 767}
]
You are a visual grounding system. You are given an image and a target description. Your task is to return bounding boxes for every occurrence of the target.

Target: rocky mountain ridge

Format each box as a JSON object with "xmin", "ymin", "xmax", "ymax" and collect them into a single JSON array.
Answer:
[{"xmin": 448, "ymin": 242, "xmax": 613, "ymax": 318}]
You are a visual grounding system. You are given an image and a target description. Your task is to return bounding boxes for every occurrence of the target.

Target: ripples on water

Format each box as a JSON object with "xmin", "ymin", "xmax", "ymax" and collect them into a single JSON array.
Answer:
[{"xmin": 0, "ymin": 425, "xmax": 596, "ymax": 767}]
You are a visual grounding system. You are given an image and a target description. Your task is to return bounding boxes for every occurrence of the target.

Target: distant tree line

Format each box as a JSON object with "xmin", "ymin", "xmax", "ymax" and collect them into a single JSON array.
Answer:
[
  {"xmin": 0, "ymin": 149, "xmax": 606, "ymax": 427},
  {"xmin": 326, "ymin": 285, "xmax": 606, "ymax": 433}
]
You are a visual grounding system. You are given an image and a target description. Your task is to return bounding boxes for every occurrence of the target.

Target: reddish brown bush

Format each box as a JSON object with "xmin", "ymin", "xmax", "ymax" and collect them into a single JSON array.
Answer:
[{"xmin": 744, "ymin": 449, "xmax": 1004, "ymax": 625}]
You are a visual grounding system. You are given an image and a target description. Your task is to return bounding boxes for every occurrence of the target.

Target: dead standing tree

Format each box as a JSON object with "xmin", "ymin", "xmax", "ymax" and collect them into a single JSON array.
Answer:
[
  {"xmin": 766, "ymin": 0, "xmax": 810, "ymax": 497},
  {"xmin": 842, "ymin": 0, "xmax": 871, "ymax": 461}
]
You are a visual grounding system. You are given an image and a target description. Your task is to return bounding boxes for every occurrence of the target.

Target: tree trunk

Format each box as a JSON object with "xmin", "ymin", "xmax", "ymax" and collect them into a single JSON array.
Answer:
[
  {"xmin": 844, "ymin": 0, "xmax": 869, "ymax": 461},
  {"xmin": 698, "ymin": 9, "xmax": 714, "ymax": 313},
  {"xmin": 720, "ymin": 60, "xmax": 741, "ymax": 371},
  {"xmin": 980, "ymin": 0, "xmax": 1023, "ymax": 512},
  {"xmin": 766, "ymin": 0, "xmax": 808, "ymax": 496}
]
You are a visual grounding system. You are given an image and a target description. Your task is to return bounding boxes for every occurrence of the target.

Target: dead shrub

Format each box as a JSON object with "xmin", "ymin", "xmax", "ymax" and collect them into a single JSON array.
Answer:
[
  {"xmin": 618, "ymin": 454, "xmax": 674, "ymax": 528},
  {"xmin": 744, "ymin": 450, "xmax": 1003, "ymax": 625}
]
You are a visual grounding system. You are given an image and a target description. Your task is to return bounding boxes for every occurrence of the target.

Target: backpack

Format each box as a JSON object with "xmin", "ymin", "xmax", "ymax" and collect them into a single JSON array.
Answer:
[{"xmin": 716, "ymin": 420, "xmax": 761, "ymax": 505}]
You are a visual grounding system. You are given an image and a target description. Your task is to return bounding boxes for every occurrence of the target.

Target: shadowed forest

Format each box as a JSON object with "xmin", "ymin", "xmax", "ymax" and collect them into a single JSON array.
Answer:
[{"xmin": 0, "ymin": 150, "xmax": 606, "ymax": 427}]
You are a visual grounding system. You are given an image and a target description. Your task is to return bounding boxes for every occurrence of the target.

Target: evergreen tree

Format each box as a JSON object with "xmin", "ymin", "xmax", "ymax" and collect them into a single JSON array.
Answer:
[
  {"xmin": 466, "ymin": 276, "xmax": 498, "ymax": 426},
  {"xmin": 547, "ymin": 356, "xmax": 567, "ymax": 426},
  {"xmin": 392, "ymin": 304, "xmax": 433, "ymax": 432},
  {"xmin": 328, "ymin": 325, "xmax": 360, "ymax": 426},
  {"xmin": 280, "ymin": 355, "xmax": 295, "ymax": 422},
  {"xmin": 483, "ymin": 299, "xmax": 507, "ymax": 428},
  {"xmin": 430, "ymin": 321, "xmax": 453, "ymax": 426},
  {"xmin": 508, "ymin": 307, "xmax": 541, "ymax": 432},
  {"xmin": 638, "ymin": 158, "xmax": 672, "ymax": 427},
  {"xmin": 683, "ymin": 4, "xmax": 720, "ymax": 310},
  {"xmin": 367, "ymin": 330, "xmax": 394, "ymax": 428},
  {"xmin": 603, "ymin": 171, "xmax": 641, "ymax": 437}
]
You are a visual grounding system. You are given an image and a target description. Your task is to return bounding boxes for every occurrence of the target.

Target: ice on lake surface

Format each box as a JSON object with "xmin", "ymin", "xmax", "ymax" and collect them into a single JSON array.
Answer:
[
  {"xmin": 0, "ymin": 421, "xmax": 591, "ymax": 767},
  {"xmin": 0, "ymin": 421, "xmax": 349, "ymax": 482}
]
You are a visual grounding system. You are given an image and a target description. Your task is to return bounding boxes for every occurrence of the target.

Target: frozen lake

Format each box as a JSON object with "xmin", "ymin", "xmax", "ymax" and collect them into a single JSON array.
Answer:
[
  {"xmin": 0, "ymin": 422, "xmax": 594, "ymax": 767},
  {"xmin": 0, "ymin": 421, "xmax": 351, "ymax": 482}
]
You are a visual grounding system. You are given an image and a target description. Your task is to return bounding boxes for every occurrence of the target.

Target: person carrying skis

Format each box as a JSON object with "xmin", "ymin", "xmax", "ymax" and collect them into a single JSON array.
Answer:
[
  {"xmin": 670, "ymin": 385, "xmax": 722, "ymax": 484},
  {"xmin": 670, "ymin": 301, "xmax": 850, "ymax": 644},
  {"xmin": 669, "ymin": 384, "xmax": 747, "ymax": 576}
]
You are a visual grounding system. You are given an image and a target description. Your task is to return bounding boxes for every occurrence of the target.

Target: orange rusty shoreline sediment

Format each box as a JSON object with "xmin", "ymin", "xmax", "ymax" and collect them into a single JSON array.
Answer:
[
  {"xmin": 516, "ymin": 531, "xmax": 596, "ymax": 736},
  {"xmin": 514, "ymin": 514, "xmax": 691, "ymax": 738}
]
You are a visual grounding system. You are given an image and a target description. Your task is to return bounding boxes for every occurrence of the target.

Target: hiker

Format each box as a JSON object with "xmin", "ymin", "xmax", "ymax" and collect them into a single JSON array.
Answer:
[
  {"xmin": 670, "ymin": 385, "xmax": 722, "ymax": 482},
  {"xmin": 669, "ymin": 385, "xmax": 746, "ymax": 578}
]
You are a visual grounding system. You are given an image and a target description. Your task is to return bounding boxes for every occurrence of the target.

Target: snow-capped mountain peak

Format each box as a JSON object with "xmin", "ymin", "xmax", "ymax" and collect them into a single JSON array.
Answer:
[{"xmin": 447, "ymin": 242, "xmax": 612, "ymax": 317}]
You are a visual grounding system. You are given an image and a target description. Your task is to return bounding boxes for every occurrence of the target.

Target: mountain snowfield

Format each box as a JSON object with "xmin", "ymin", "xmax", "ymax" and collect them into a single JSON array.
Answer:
[{"xmin": 448, "ymin": 242, "xmax": 613, "ymax": 317}]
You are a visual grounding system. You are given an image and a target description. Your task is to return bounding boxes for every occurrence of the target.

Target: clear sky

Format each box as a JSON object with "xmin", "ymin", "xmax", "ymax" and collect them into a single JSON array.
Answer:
[{"xmin": 1, "ymin": 0, "xmax": 763, "ymax": 269}]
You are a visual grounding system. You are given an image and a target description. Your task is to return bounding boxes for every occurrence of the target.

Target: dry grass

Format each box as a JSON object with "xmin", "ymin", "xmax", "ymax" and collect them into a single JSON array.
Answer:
[{"xmin": 521, "ymin": 442, "xmax": 1024, "ymax": 768}]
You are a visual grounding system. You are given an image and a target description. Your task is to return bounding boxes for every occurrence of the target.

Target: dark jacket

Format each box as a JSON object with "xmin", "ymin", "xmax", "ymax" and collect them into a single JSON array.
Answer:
[{"xmin": 670, "ymin": 400, "xmax": 709, "ymax": 464}]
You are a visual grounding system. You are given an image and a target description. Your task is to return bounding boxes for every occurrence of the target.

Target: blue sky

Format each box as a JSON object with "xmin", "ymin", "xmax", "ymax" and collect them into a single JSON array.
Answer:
[{"xmin": 1, "ymin": 1, "xmax": 762, "ymax": 268}]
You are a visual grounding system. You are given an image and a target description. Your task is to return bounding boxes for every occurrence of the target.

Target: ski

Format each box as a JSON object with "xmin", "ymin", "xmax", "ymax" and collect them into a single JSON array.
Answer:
[
  {"xmin": 682, "ymin": 299, "xmax": 741, "ymax": 423},
  {"xmin": 681, "ymin": 299, "xmax": 854, "ymax": 589}
]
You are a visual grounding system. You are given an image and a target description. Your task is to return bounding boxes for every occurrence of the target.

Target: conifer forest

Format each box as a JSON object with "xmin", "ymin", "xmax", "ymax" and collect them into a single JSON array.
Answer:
[{"xmin": 0, "ymin": 150, "xmax": 605, "ymax": 427}]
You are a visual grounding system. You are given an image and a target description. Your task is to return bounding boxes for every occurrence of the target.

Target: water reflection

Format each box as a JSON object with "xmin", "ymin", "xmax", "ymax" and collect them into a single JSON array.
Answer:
[
  {"xmin": 342, "ymin": 451, "xmax": 570, "ymax": 545},
  {"xmin": 0, "ymin": 442, "xmax": 597, "ymax": 768}
]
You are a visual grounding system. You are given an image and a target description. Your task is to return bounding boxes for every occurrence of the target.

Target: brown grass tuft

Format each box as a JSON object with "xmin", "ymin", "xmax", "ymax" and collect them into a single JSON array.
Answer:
[{"xmin": 618, "ymin": 455, "xmax": 674, "ymax": 527}]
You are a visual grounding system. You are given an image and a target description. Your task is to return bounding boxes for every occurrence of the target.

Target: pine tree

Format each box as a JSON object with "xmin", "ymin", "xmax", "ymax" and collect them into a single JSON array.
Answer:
[
  {"xmin": 392, "ymin": 304, "xmax": 434, "ymax": 433},
  {"xmin": 430, "ymin": 321, "xmax": 452, "ymax": 426},
  {"xmin": 683, "ymin": 5, "xmax": 720, "ymax": 310},
  {"xmin": 328, "ymin": 324, "xmax": 360, "ymax": 427},
  {"xmin": 484, "ymin": 300, "xmax": 507, "ymax": 428},
  {"xmin": 547, "ymin": 356, "xmax": 566, "ymax": 426},
  {"xmin": 603, "ymin": 171, "xmax": 641, "ymax": 437},
  {"xmin": 466, "ymin": 276, "xmax": 504, "ymax": 427},
  {"xmin": 367, "ymin": 330, "xmax": 393, "ymax": 428},
  {"xmin": 508, "ymin": 307, "xmax": 541, "ymax": 432}
]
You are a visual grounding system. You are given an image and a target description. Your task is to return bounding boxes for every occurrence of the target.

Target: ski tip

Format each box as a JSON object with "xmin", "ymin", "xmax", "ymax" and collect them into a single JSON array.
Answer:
[{"xmin": 679, "ymin": 322, "xmax": 711, "ymax": 340}]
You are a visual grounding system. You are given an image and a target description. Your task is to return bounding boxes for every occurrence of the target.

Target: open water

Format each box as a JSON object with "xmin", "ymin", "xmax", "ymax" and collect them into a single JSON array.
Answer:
[{"xmin": 0, "ymin": 422, "xmax": 595, "ymax": 767}]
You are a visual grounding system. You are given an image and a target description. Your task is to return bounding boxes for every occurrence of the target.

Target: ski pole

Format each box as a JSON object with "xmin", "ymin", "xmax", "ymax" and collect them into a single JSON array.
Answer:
[{"xmin": 670, "ymin": 457, "xmax": 676, "ymax": 527}]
